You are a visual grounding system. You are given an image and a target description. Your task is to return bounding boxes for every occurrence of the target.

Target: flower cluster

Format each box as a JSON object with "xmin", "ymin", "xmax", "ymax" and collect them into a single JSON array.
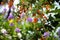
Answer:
[{"xmin": 0, "ymin": 0, "xmax": 60, "ymax": 40}]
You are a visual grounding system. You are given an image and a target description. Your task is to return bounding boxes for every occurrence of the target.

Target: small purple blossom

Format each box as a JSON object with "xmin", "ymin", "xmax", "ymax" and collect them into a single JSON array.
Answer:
[
  {"xmin": 43, "ymin": 32, "xmax": 50, "ymax": 37},
  {"xmin": 8, "ymin": 13, "xmax": 14, "ymax": 19},
  {"xmin": 15, "ymin": 28, "xmax": 20, "ymax": 33},
  {"xmin": 27, "ymin": 17, "xmax": 32, "ymax": 22},
  {"xmin": 4, "ymin": 8, "xmax": 7, "ymax": 11},
  {"xmin": 9, "ymin": 23, "xmax": 14, "ymax": 26}
]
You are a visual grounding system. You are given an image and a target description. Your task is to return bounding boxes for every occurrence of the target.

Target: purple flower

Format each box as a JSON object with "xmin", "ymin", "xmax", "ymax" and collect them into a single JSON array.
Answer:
[
  {"xmin": 9, "ymin": 23, "xmax": 14, "ymax": 26},
  {"xmin": 27, "ymin": 17, "xmax": 32, "ymax": 22},
  {"xmin": 43, "ymin": 32, "xmax": 50, "ymax": 37},
  {"xmin": 4, "ymin": 8, "xmax": 7, "ymax": 11},
  {"xmin": 8, "ymin": 13, "xmax": 14, "ymax": 19},
  {"xmin": 15, "ymin": 28, "xmax": 20, "ymax": 33}
]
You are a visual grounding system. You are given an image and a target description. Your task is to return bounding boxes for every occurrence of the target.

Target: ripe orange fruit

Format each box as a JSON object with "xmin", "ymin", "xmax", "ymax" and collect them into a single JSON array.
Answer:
[{"xmin": 33, "ymin": 18, "xmax": 38, "ymax": 23}]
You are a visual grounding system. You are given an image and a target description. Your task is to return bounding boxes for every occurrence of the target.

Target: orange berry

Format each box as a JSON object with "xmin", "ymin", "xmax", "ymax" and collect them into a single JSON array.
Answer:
[{"xmin": 33, "ymin": 18, "xmax": 38, "ymax": 23}]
